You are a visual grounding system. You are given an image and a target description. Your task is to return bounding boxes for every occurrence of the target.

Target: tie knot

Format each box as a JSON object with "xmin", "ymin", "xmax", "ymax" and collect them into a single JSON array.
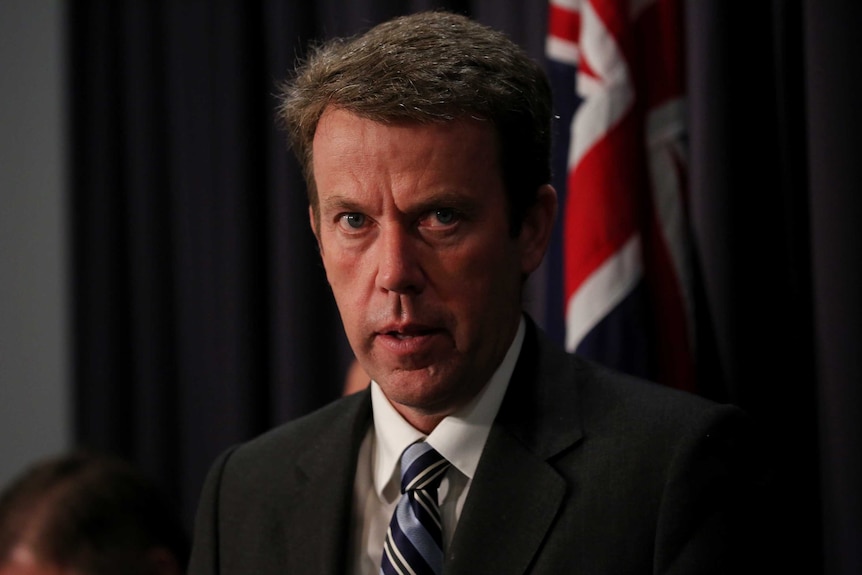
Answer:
[{"xmin": 399, "ymin": 442, "xmax": 450, "ymax": 494}]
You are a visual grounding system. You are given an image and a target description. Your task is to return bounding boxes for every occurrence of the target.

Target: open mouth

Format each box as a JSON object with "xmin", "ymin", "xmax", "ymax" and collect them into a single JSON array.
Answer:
[
  {"xmin": 386, "ymin": 329, "xmax": 434, "ymax": 340},
  {"xmin": 388, "ymin": 332, "xmax": 413, "ymax": 340},
  {"xmin": 375, "ymin": 325, "xmax": 444, "ymax": 355}
]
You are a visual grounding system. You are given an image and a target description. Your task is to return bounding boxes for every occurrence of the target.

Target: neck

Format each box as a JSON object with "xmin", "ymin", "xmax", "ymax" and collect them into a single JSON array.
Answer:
[{"xmin": 397, "ymin": 409, "xmax": 448, "ymax": 435}]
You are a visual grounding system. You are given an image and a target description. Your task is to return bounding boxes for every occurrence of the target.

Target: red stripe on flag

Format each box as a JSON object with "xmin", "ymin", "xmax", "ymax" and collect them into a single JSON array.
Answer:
[
  {"xmin": 564, "ymin": 111, "xmax": 643, "ymax": 298},
  {"xmin": 576, "ymin": 53, "xmax": 601, "ymax": 83},
  {"xmin": 588, "ymin": 0, "xmax": 633, "ymax": 57},
  {"xmin": 633, "ymin": 0, "xmax": 686, "ymax": 109},
  {"xmin": 548, "ymin": 4, "xmax": 582, "ymax": 45}
]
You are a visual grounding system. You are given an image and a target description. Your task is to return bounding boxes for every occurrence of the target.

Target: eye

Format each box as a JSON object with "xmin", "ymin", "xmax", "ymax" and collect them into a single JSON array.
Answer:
[
  {"xmin": 339, "ymin": 213, "xmax": 367, "ymax": 230},
  {"xmin": 433, "ymin": 208, "xmax": 456, "ymax": 225},
  {"xmin": 419, "ymin": 207, "xmax": 461, "ymax": 231}
]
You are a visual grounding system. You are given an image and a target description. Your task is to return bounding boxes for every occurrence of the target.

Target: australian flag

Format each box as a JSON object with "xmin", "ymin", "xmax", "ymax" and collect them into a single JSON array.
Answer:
[{"xmin": 546, "ymin": 0, "xmax": 695, "ymax": 391}]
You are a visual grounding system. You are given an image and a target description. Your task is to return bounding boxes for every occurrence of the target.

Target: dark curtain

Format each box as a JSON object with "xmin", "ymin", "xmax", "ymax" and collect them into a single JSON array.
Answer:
[
  {"xmin": 68, "ymin": 1, "xmax": 860, "ymax": 573},
  {"xmin": 687, "ymin": 1, "xmax": 820, "ymax": 571},
  {"xmin": 687, "ymin": 2, "xmax": 862, "ymax": 573}
]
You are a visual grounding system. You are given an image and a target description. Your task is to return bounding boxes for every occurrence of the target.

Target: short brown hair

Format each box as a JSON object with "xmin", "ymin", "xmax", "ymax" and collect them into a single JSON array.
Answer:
[{"xmin": 277, "ymin": 11, "xmax": 552, "ymax": 234}]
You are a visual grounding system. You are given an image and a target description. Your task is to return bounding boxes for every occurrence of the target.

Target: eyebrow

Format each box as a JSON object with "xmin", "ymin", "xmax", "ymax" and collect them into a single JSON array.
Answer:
[
  {"xmin": 319, "ymin": 194, "xmax": 365, "ymax": 214},
  {"xmin": 319, "ymin": 189, "xmax": 481, "ymax": 218},
  {"xmin": 408, "ymin": 192, "xmax": 481, "ymax": 218}
]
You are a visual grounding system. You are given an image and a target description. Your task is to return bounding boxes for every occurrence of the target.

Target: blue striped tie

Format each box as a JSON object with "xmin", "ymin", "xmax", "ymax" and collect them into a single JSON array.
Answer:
[{"xmin": 380, "ymin": 442, "xmax": 451, "ymax": 575}]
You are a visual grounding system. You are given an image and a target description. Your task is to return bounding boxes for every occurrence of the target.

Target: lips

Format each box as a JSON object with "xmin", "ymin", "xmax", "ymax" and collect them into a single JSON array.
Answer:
[
  {"xmin": 374, "ymin": 323, "xmax": 447, "ymax": 358},
  {"xmin": 388, "ymin": 332, "xmax": 423, "ymax": 340},
  {"xmin": 383, "ymin": 325, "xmax": 435, "ymax": 338},
  {"xmin": 377, "ymin": 320, "xmax": 439, "ymax": 336}
]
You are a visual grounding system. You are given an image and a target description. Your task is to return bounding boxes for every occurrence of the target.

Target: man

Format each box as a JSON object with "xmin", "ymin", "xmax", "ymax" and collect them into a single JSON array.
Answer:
[
  {"xmin": 0, "ymin": 452, "xmax": 187, "ymax": 575},
  {"xmin": 189, "ymin": 11, "xmax": 764, "ymax": 574}
]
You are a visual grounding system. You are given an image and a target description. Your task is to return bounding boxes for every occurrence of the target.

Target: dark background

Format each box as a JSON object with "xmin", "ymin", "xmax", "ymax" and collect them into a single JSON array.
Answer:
[{"xmin": 67, "ymin": 1, "xmax": 861, "ymax": 573}]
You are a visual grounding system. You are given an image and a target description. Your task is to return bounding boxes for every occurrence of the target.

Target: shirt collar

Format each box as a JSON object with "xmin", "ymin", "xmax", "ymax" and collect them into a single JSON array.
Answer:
[{"xmin": 370, "ymin": 317, "xmax": 525, "ymax": 497}]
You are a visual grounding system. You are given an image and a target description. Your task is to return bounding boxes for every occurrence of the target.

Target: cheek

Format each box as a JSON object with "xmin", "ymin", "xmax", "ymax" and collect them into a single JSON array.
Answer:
[
  {"xmin": 321, "ymin": 248, "xmax": 372, "ymax": 319},
  {"xmin": 437, "ymin": 243, "xmax": 518, "ymax": 309},
  {"xmin": 446, "ymin": 236, "xmax": 517, "ymax": 283},
  {"xmin": 321, "ymin": 236, "xmax": 365, "ymax": 285}
]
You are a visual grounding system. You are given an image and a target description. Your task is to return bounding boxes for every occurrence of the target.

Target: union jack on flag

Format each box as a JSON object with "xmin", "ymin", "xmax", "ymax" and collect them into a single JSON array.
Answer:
[{"xmin": 546, "ymin": 0, "xmax": 695, "ymax": 391}]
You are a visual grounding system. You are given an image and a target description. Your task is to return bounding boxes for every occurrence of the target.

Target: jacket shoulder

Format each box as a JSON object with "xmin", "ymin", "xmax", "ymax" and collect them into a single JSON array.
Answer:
[
  {"xmin": 575, "ymin": 356, "xmax": 744, "ymax": 432},
  {"xmin": 225, "ymin": 390, "xmax": 371, "ymax": 473}
]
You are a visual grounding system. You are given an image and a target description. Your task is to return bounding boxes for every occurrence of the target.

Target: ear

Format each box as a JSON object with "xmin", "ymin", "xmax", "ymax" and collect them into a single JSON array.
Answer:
[
  {"xmin": 518, "ymin": 184, "xmax": 557, "ymax": 275},
  {"xmin": 309, "ymin": 204, "xmax": 323, "ymax": 254}
]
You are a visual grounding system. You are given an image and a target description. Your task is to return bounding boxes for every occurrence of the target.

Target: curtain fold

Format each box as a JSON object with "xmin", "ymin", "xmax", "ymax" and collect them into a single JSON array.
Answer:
[
  {"xmin": 804, "ymin": 4, "xmax": 862, "ymax": 573},
  {"xmin": 687, "ymin": 2, "xmax": 820, "ymax": 570}
]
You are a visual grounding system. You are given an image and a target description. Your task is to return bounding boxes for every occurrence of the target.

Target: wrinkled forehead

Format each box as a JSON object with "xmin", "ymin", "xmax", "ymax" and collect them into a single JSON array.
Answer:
[
  {"xmin": 312, "ymin": 107, "xmax": 502, "ymax": 180},
  {"xmin": 312, "ymin": 107, "xmax": 502, "ymax": 171}
]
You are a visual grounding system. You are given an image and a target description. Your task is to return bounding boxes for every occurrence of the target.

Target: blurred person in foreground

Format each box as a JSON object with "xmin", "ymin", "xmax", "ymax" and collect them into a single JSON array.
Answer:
[
  {"xmin": 189, "ymin": 11, "xmax": 767, "ymax": 574},
  {"xmin": 0, "ymin": 452, "xmax": 187, "ymax": 575}
]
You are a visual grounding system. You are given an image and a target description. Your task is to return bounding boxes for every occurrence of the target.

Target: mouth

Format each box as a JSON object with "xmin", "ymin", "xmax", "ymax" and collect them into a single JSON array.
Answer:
[
  {"xmin": 374, "ymin": 323, "xmax": 446, "ymax": 356},
  {"xmin": 388, "ymin": 332, "xmax": 418, "ymax": 340},
  {"xmin": 382, "ymin": 326, "xmax": 437, "ymax": 339}
]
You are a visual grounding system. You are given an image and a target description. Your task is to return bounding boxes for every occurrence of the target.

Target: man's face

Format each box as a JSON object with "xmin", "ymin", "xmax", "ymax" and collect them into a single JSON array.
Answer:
[{"xmin": 311, "ymin": 108, "xmax": 553, "ymax": 431}]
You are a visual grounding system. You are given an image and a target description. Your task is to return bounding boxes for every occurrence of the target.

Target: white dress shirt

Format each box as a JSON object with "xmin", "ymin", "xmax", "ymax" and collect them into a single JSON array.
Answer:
[{"xmin": 348, "ymin": 318, "xmax": 526, "ymax": 575}]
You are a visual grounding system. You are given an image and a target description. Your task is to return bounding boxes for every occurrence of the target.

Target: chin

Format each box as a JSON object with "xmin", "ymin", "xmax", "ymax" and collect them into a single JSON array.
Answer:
[{"xmin": 383, "ymin": 367, "xmax": 477, "ymax": 415}]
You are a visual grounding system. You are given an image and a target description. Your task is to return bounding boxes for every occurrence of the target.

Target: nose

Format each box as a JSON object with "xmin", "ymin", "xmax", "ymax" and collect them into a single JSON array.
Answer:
[{"xmin": 375, "ymin": 225, "xmax": 425, "ymax": 294}]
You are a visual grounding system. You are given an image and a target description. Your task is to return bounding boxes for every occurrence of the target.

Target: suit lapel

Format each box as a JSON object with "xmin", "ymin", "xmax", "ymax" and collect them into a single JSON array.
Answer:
[
  {"xmin": 445, "ymin": 320, "xmax": 584, "ymax": 574},
  {"xmin": 445, "ymin": 425, "xmax": 567, "ymax": 575},
  {"xmin": 275, "ymin": 392, "xmax": 372, "ymax": 575}
]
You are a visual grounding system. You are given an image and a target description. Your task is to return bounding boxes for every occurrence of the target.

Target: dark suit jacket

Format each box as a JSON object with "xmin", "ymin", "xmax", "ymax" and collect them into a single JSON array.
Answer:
[{"xmin": 188, "ymin": 321, "xmax": 766, "ymax": 574}]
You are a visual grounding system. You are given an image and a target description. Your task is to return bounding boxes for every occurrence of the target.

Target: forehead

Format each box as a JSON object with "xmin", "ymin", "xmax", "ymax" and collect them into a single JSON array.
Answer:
[
  {"xmin": 313, "ymin": 106, "xmax": 498, "ymax": 140},
  {"xmin": 310, "ymin": 109, "xmax": 506, "ymax": 218},
  {"xmin": 312, "ymin": 108, "xmax": 501, "ymax": 178}
]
